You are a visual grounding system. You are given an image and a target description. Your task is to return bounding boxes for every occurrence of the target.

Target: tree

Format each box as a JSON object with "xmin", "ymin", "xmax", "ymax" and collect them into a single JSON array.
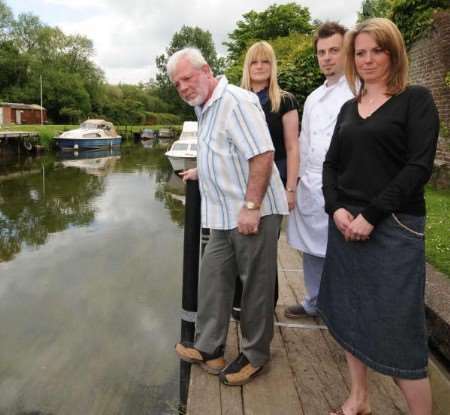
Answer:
[
  {"xmin": 357, "ymin": 0, "xmax": 394, "ymax": 21},
  {"xmin": 224, "ymin": 3, "xmax": 313, "ymax": 63},
  {"xmin": 0, "ymin": 0, "xmax": 13, "ymax": 41},
  {"xmin": 155, "ymin": 25, "xmax": 224, "ymax": 119}
]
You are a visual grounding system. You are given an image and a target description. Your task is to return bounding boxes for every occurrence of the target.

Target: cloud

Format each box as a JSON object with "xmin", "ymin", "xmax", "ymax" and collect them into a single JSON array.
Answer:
[{"xmin": 14, "ymin": 0, "xmax": 363, "ymax": 84}]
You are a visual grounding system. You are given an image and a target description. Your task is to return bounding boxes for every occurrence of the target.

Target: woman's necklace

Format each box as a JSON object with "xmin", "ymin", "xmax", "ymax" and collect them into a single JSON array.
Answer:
[{"xmin": 360, "ymin": 90, "xmax": 389, "ymax": 118}]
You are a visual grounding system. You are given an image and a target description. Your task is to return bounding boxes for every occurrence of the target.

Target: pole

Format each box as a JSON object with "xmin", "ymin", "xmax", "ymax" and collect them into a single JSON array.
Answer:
[
  {"xmin": 40, "ymin": 75, "xmax": 43, "ymax": 125},
  {"xmin": 179, "ymin": 179, "xmax": 201, "ymax": 410}
]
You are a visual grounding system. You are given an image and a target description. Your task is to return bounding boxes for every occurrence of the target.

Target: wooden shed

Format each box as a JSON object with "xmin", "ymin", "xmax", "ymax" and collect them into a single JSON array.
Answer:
[{"xmin": 0, "ymin": 102, "xmax": 47, "ymax": 125}]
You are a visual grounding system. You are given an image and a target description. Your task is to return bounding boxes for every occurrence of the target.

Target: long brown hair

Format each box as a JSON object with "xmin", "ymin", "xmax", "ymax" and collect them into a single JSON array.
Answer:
[{"xmin": 345, "ymin": 18, "xmax": 408, "ymax": 99}]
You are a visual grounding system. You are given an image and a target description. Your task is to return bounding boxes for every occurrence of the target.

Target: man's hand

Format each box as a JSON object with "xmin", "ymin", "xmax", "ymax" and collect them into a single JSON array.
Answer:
[
  {"xmin": 344, "ymin": 214, "xmax": 374, "ymax": 242},
  {"xmin": 179, "ymin": 168, "xmax": 198, "ymax": 182},
  {"xmin": 333, "ymin": 208, "xmax": 354, "ymax": 236},
  {"xmin": 238, "ymin": 207, "xmax": 261, "ymax": 235}
]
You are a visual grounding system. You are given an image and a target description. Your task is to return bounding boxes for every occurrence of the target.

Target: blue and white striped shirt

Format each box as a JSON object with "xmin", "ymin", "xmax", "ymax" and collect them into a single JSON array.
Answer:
[{"xmin": 195, "ymin": 76, "xmax": 288, "ymax": 230}]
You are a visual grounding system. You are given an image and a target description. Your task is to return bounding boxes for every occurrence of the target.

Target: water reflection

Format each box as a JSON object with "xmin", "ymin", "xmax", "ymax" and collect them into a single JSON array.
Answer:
[
  {"xmin": 0, "ymin": 157, "xmax": 104, "ymax": 262},
  {"xmin": 0, "ymin": 146, "xmax": 184, "ymax": 414},
  {"xmin": 57, "ymin": 148, "xmax": 121, "ymax": 177}
]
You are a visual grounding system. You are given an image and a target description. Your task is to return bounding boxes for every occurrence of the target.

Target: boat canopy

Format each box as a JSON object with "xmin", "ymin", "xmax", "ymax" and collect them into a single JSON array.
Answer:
[{"xmin": 81, "ymin": 119, "xmax": 113, "ymax": 131}]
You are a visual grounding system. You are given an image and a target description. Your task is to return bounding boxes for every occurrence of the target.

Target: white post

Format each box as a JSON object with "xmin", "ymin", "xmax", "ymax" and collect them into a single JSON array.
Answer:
[{"xmin": 40, "ymin": 75, "xmax": 43, "ymax": 125}]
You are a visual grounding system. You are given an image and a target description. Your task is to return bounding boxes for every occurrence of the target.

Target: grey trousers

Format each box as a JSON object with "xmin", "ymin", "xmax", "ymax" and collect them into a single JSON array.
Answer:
[
  {"xmin": 195, "ymin": 214, "xmax": 282, "ymax": 367},
  {"xmin": 301, "ymin": 252, "xmax": 325, "ymax": 314}
]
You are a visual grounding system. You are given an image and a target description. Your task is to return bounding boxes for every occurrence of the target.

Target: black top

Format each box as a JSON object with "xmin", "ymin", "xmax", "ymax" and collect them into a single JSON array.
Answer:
[
  {"xmin": 322, "ymin": 85, "xmax": 439, "ymax": 225},
  {"xmin": 258, "ymin": 90, "xmax": 299, "ymax": 162}
]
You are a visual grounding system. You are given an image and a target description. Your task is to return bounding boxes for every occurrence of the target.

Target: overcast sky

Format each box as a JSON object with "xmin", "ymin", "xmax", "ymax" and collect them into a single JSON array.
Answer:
[{"xmin": 9, "ymin": 0, "xmax": 362, "ymax": 85}]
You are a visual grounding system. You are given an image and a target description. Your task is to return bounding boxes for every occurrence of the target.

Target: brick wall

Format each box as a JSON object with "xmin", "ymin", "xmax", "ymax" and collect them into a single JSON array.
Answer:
[{"xmin": 409, "ymin": 11, "xmax": 450, "ymax": 163}]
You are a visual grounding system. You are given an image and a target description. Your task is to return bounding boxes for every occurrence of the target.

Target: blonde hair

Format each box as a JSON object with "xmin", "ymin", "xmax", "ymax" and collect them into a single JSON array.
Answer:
[
  {"xmin": 345, "ymin": 18, "xmax": 409, "ymax": 99},
  {"xmin": 241, "ymin": 41, "xmax": 285, "ymax": 112}
]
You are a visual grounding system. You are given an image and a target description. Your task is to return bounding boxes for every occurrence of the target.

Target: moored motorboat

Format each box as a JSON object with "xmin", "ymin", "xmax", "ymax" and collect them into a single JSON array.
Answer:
[
  {"xmin": 165, "ymin": 121, "xmax": 197, "ymax": 172},
  {"xmin": 140, "ymin": 128, "xmax": 157, "ymax": 148},
  {"xmin": 54, "ymin": 119, "xmax": 122, "ymax": 150}
]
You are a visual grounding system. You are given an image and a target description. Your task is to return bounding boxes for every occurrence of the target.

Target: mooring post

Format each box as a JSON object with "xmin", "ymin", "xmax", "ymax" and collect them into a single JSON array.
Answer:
[{"xmin": 179, "ymin": 178, "xmax": 201, "ymax": 408}]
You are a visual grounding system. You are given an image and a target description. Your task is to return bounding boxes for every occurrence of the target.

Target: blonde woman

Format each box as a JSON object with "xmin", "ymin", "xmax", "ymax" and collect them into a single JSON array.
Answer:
[
  {"xmin": 241, "ymin": 41, "xmax": 300, "ymax": 209},
  {"xmin": 320, "ymin": 18, "xmax": 439, "ymax": 415},
  {"xmin": 231, "ymin": 41, "xmax": 300, "ymax": 317}
]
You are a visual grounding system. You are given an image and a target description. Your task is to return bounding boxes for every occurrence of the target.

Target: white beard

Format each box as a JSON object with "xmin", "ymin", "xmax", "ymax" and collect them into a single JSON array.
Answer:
[{"xmin": 183, "ymin": 95, "xmax": 205, "ymax": 107}]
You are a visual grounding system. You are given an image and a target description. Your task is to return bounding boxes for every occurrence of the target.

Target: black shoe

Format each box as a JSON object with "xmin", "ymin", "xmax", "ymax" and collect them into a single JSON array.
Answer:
[
  {"xmin": 284, "ymin": 304, "xmax": 317, "ymax": 318},
  {"xmin": 219, "ymin": 353, "xmax": 267, "ymax": 386}
]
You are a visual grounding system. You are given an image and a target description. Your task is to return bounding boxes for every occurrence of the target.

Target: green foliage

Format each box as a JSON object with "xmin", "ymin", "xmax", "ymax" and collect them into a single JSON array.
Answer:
[
  {"xmin": 224, "ymin": 3, "xmax": 313, "ymax": 63},
  {"xmin": 145, "ymin": 112, "xmax": 182, "ymax": 125},
  {"xmin": 445, "ymin": 71, "xmax": 450, "ymax": 87},
  {"xmin": 278, "ymin": 45, "xmax": 323, "ymax": 114},
  {"xmin": 391, "ymin": 0, "xmax": 450, "ymax": 48},
  {"xmin": 357, "ymin": 0, "xmax": 394, "ymax": 21},
  {"xmin": 425, "ymin": 186, "xmax": 450, "ymax": 277}
]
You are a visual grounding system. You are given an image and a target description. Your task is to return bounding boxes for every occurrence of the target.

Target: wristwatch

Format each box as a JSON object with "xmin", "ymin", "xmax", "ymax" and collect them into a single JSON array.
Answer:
[{"xmin": 244, "ymin": 201, "xmax": 260, "ymax": 210}]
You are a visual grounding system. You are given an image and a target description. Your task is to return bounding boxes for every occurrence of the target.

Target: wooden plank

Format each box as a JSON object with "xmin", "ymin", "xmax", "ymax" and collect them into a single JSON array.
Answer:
[
  {"xmin": 321, "ymin": 331, "xmax": 408, "ymax": 414},
  {"xmin": 242, "ymin": 324, "xmax": 304, "ymax": 415},
  {"xmin": 220, "ymin": 321, "xmax": 244, "ymax": 415},
  {"xmin": 186, "ymin": 360, "xmax": 222, "ymax": 414},
  {"xmin": 277, "ymin": 310, "xmax": 348, "ymax": 415},
  {"xmin": 430, "ymin": 356, "xmax": 450, "ymax": 415},
  {"xmin": 278, "ymin": 235, "xmax": 305, "ymax": 302}
]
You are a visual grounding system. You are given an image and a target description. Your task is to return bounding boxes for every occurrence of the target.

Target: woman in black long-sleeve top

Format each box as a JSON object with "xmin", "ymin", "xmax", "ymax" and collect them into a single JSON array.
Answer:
[{"xmin": 319, "ymin": 18, "xmax": 439, "ymax": 415}]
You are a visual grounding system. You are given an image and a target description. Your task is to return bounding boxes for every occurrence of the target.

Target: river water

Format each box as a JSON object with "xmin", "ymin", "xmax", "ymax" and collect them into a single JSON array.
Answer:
[{"xmin": 0, "ymin": 146, "xmax": 186, "ymax": 414}]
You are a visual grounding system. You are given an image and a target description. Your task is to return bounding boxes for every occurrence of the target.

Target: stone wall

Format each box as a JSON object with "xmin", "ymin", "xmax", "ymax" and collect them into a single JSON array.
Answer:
[{"xmin": 409, "ymin": 11, "xmax": 450, "ymax": 164}]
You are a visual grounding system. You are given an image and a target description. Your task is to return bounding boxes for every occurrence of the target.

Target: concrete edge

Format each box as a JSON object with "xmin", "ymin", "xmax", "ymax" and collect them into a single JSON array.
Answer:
[{"xmin": 425, "ymin": 263, "xmax": 450, "ymax": 366}]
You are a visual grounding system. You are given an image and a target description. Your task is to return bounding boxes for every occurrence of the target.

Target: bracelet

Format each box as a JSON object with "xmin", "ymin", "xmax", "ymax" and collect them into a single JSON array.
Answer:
[{"xmin": 286, "ymin": 187, "xmax": 296, "ymax": 193}]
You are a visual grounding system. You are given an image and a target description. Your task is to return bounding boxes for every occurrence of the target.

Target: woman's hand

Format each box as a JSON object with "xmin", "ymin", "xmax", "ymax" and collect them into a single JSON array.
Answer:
[
  {"xmin": 333, "ymin": 208, "xmax": 354, "ymax": 236},
  {"xmin": 344, "ymin": 214, "xmax": 374, "ymax": 242},
  {"xmin": 286, "ymin": 189, "xmax": 296, "ymax": 211},
  {"xmin": 179, "ymin": 168, "xmax": 198, "ymax": 182}
]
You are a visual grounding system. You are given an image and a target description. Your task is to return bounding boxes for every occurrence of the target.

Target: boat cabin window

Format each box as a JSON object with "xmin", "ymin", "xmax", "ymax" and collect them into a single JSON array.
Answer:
[
  {"xmin": 172, "ymin": 143, "xmax": 189, "ymax": 151},
  {"xmin": 81, "ymin": 122, "xmax": 99, "ymax": 129}
]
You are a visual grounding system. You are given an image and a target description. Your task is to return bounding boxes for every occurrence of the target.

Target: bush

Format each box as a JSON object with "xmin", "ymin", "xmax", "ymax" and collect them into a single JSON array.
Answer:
[
  {"xmin": 145, "ymin": 112, "xmax": 182, "ymax": 125},
  {"xmin": 391, "ymin": 0, "xmax": 450, "ymax": 47}
]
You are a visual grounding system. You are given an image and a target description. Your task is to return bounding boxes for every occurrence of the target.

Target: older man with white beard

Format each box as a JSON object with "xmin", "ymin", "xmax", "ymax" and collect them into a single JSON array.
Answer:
[{"xmin": 167, "ymin": 48, "xmax": 288, "ymax": 386}]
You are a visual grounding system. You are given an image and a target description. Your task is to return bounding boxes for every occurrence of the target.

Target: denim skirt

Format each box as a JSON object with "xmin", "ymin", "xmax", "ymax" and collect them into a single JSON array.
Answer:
[{"xmin": 318, "ymin": 212, "xmax": 428, "ymax": 379}]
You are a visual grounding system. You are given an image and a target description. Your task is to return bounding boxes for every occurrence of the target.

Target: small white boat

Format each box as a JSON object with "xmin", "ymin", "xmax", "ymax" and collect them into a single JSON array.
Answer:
[
  {"xmin": 54, "ymin": 119, "xmax": 122, "ymax": 150},
  {"xmin": 165, "ymin": 121, "xmax": 197, "ymax": 172}
]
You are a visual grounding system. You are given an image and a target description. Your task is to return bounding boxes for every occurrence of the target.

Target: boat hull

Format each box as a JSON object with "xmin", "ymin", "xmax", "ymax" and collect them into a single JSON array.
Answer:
[
  {"xmin": 55, "ymin": 137, "xmax": 122, "ymax": 150},
  {"xmin": 166, "ymin": 156, "xmax": 196, "ymax": 172}
]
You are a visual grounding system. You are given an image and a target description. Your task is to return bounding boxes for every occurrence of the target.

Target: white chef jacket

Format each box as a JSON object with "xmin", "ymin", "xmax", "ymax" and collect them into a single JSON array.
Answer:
[{"xmin": 287, "ymin": 76, "xmax": 353, "ymax": 257}]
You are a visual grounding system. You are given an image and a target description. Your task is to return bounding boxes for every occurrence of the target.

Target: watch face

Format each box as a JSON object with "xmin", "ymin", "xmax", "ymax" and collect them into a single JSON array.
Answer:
[{"xmin": 245, "ymin": 201, "xmax": 257, "ymax": 210}]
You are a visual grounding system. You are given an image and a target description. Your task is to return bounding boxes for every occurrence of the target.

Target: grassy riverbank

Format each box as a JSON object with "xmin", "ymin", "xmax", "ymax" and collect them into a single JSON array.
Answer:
[
  {"xmin": 0, "ymin": 124, "xmax": 182, "ymax": 147},
  {"xmin": 426, "ymin": 186, "xmax": 450, "ymax": 278}
]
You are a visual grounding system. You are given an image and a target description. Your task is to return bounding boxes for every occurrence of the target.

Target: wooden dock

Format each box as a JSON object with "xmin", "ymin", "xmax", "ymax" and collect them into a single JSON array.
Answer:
[
  {"xmin": 186, "ymin": 233, "xmax": 449, "ymax": 415},
  {"xmin": 0, "ymin": 130, "xmax": 40, "ymax": 153}
]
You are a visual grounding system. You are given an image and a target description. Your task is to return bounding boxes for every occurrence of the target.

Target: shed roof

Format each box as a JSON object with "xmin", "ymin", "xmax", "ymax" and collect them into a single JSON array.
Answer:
[{"xmin": 0, "ymin": 102, "xmax": 46, "ymax": 110}]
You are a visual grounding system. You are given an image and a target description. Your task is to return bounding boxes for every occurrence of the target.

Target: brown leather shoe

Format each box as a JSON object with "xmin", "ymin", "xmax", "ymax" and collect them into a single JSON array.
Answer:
[
  {"xmin": 219, "ymin": 353, "xmax": 268, "ymax": 386},
  {"xmin": 175, "ymin": 342, "xmax": 225, "ymax": 375}
]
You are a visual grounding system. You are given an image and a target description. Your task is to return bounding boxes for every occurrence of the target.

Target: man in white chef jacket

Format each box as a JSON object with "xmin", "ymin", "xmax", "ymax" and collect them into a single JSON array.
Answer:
[{"xmin": 286, "ymin": 22, "xmax": 353, "ymax": 318}]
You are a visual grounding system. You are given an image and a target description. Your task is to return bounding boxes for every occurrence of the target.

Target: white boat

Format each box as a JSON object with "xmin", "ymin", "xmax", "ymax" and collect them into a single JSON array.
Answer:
[
  {"xmin": 165, "ymin": 122, "xmax": 198, "ymax": 172},
  {"xmin": 54, "ymin": 119, "xmax": 122, "ymax": 150}
]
